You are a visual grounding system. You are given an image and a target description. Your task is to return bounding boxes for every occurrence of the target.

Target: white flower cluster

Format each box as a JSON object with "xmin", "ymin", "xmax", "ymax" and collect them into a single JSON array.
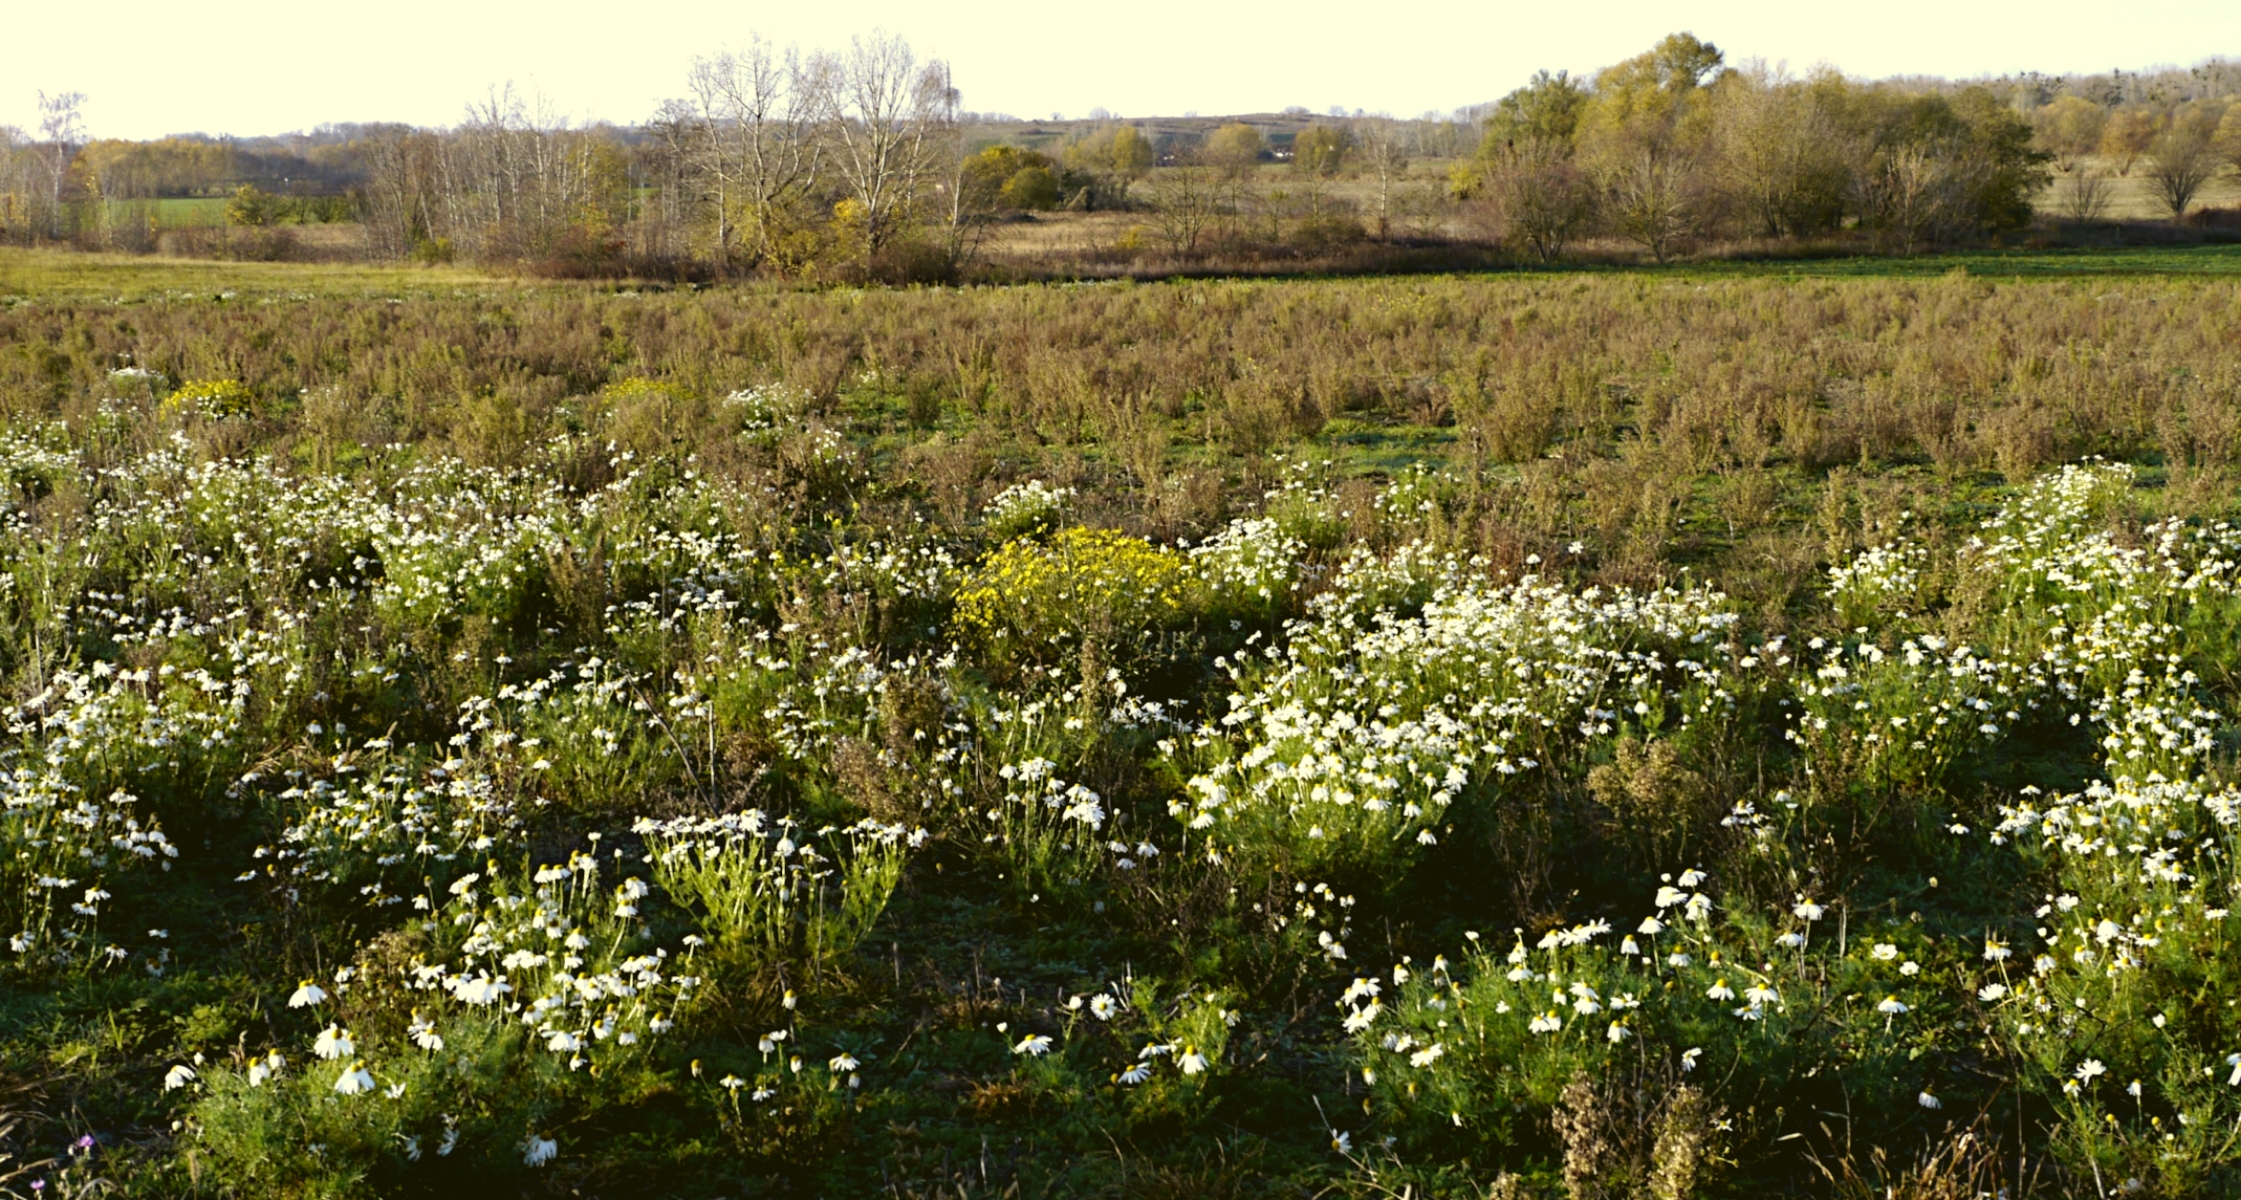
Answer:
[
  {"xmin": 1373, "ymin": 462, "xmax": 1459, "ymax": 531},
  {"xmin": 252, "ymin": 745, "xmax": 522, "ymax": 906},
  {"xmin": 982, "ymin": 479, "xmax": 1073, "ymax": 540},
  {"xmin": 1824, "ymin": 539, "xmax": 1923, "ymax": 620},
  {"xmin": 1174, "ymin": 557, "xmax": 1739, "ymax": 878},
  {"xmin": 0, "ymin": 425, "xmax": 80, "ymax": 503},
  {"xmin": 401, "ymin": 852, "xmax": 699, "ymax": 1071},
  {"xmin": 4, "ymin": 666, "xmax": 199, "ymax": 966},
  {"xmin": 1190, "ymin": 517, "xmax": 1308, "ymax": 614},
  {"xmin": 722, "ymin": 384, "xmax": 803, "ymax": 435}
]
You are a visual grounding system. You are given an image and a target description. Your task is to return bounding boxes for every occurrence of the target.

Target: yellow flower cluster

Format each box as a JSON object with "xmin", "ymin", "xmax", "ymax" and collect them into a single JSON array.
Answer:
[
  {"xmin": 161, "ymin": 379, "xmax": 253, "ymax": 420},
  {"xmin": 601, "ymin": 377, "xmax": 687, "ymax": 405},
  {"xmin": 954, "ymin": 526, "xmax": 1188, "ymax": 660}
]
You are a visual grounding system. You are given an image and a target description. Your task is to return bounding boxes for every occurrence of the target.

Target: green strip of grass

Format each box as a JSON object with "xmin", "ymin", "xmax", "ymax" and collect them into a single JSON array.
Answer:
[
  {"xmin": 0, "ymin": 248, "xmax": 509, "ymax": 302},
  {"xmin": 1642, "ymin": 241, "xmax": 2241, "ymax": 279},
  {"xmin": 7, "ymin": 240, "xmax": 2238, "ymax": 306}
]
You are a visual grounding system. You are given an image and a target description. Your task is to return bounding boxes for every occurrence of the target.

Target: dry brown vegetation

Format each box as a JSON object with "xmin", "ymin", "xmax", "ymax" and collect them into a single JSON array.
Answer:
[{"xmin": 8, "ymin": 269, "xmax": 2238, "ymax": 599}]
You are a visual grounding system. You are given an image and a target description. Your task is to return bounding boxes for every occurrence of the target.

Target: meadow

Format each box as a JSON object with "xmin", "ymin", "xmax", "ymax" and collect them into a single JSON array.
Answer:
[{"xmin": 2, "ymin": 247, "xmax": 2241, "ymax": 1197}]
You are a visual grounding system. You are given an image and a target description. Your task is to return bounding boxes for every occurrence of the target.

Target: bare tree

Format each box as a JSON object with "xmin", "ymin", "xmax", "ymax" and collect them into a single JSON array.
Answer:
[
  {"xmin": 1353, "ymin": 117, "xmax": 1411, "ymax": 239},
  {"xmin": 1469, "ymin": 141, "xmax": 1596, "ymax": 262},
  {"xmin": 682, "ymin": 38, "xmax": 824, "ymax": 268},
  {"xmin": 2144, "ymin": 119, "xmax": 2219, "ymax": 221},
  {"xmin": 358, "ymin": 125, "xmax": 438, "ymax": 258},
  {"xmin": 0, "ymin": 125, "xmax": 40, "ymax": 243},
  {"xmin": 816, "ymin": 31, "xmax": 953, "ymax": 253},
  {"xmin": 1868, "ymin": 142, "xmax": 1954, "ymax": 253},
  {"xmin": 1142, "ymin": 153, "xmax": 1221, "ymax": 258},
  {"xmin": 37, "ymin": 91, "xmax": 86, "ymax": 238},
  {"xmin": 360, "ymin": 86, "xmax": 627, "ymax": 263},
  {"xmin": 1599, "ymin": 139, "xmax": 1705, "ymax": 262},
  {"xmin": 2055, "ymin": 168, "xmax": 2114, "ymax": 222},
  {"xmin": 925, "ymin": 65, "xmax": 994, "ymax": 269}
]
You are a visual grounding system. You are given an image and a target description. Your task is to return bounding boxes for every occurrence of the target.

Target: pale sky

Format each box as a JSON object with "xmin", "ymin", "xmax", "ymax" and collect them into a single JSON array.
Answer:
[{"xmin": 7, "ymin": 0, "xmax": 2237, "ymax": 140}]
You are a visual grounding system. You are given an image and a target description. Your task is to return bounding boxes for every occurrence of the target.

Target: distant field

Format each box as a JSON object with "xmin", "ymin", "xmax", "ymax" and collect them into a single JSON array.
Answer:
[
  {"xmin": 9, "ymin": 240, "xmax": 2241, "ymax": 308},
  {"xmin": 1658, "ymin": 241, "xmax": 2241, "ymax": 277},
  {"xmin": 0, "ymin": 247, "xmax": 504, "ymax": 301},
  {"xmin": 974, "ymin": 212, "xmax": 2241, "ymax": 278},
  {"xmin": 2051, "ymin": 154, "xmax": 2241, "ymax": 220},
  {"xmin": 147, "ymin": 196, "xmax": 230, "ymax": 226}
]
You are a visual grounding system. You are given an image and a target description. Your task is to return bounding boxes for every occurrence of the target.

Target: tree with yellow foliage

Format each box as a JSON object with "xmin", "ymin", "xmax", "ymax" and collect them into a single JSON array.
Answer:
[
  {"xmin": 1204, "ymin": 123, "xmax": 1266, "ymax": 180},
  {"xmin": 1577, "ymin": 32, "xmax": 1727, "ymax": 261},
  {"xmin": 2032, "ymin": 95, "xmax": 2106, "ymax": 173}
]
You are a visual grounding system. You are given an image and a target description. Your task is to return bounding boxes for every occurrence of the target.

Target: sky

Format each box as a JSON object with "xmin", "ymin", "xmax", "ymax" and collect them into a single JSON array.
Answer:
[{"xmin": 6, "ymin": 0, "xmax": 2238, "ymax": 140}]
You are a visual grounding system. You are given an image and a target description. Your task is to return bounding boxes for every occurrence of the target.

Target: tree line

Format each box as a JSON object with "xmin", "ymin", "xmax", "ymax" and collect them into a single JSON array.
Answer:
[
  {"xmin": 1447, "ymin": 34, "xmax": 2055, "ymax": 262},
  {"xmin": 6, "ymin": 37, "xmax": 2241, "ymax": 273}
]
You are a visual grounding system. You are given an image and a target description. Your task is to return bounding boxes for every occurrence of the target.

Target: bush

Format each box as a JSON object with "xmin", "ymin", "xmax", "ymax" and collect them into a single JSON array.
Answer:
[
  {"xmin": 954, "ymin": 526, "xmax": 1190, "ymax": 673},
  {"xmin": 1001, "ymin": 166, "xmax": 1062, "ymax": 211}
]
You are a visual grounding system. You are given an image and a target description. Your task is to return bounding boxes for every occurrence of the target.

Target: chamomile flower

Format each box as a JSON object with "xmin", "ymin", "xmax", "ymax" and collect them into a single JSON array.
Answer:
[{"xmin": 314, "ymin": 1026, "xmax": 355, "ymax": 1061}]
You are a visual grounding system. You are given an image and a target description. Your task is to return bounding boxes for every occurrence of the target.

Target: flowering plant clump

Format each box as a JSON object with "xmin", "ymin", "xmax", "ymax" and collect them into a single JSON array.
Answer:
[
  {"xmin": 722, "ymin": 383, "xmax": 806, "ymax": 439},
  {"xmin": 1188, "ymin": 516, "xmax": 1309, "ymax": 626},
  {"xmin": 1259, "ymin": 453, "xmax": 1352, "ymax": 551},
  {"xmin": 1373, "ymin": 462, "xmax": 1462, "ymax": 537},
  {"xmin": 1340, "ymin": 871, "xmax": 1945, "ymax": 1159},
  {"xmin": 1825, "ymin": 539, "xmax": 1925, "ymax": 627},
  {"xmin": 954, "ymin": 527, "xmax": 1190, "ymax": 671},
  {"xmin": 178, "ymin": 851, "xmax": 701, "ymax": 1192},
  {"xmin": 0, "ymin": 423, "xmax": 79, "ymax": 501},
  {"xmin": 636, "ymin": 810, "xmax": 923, "ymax": 979},
  {"xmin": 249, "ymin": 737, "xmax": 523, "ymax": 907},
  {"xmin": 1170, "ymin": 559, "xmax": 1742, "ymax": 885},
  {"xmin": 160, "ymin": 378, "xmax": 254, "ymax": 421},
  {"xmin": 1005, "ymin": 975, "xmax": 1238, "ymax": 1128},
  {"xmin": 980, "ymin": 479, "xmax": 1073, "ymax": 541}
]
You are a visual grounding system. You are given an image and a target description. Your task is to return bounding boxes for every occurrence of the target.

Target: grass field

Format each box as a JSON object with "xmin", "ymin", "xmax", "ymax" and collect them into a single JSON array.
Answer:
[
  {"xmin": 9, "ymin": 239, "xmax": 2241, "ymax": 307},
  {"xmin": 3, "ymin": 252, "xmax": 2241, "ymax": 1198},
  {"xmin": 0, "ymin": 248, "xmax": 508, "ymax": 301}
]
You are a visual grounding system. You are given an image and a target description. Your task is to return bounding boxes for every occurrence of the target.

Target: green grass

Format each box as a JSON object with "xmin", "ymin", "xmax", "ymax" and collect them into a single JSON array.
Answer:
[
  {"xmin": 0, "ymin": 247, "xmax": 509, "ymax": 302},
  {"xmin": 10, "ymin": 241, "xmax": 2239, "ymax": 309},
  {"xmin": 1647, "ymin": 241, "xmax": 2241, "ymax": 279},
  {"xmin": 147, "ymin": 198, "xmax": 230, "ymax": 226}
]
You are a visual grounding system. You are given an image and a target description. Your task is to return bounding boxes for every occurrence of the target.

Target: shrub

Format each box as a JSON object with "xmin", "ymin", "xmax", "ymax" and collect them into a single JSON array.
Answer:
[
  {"xmin": 954, "ymin": 527, "xmax": 1190, "ymax": 673},
  {"xmin": 161, "ymin": 378, "xmax": 254, "ymax": 421}
]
